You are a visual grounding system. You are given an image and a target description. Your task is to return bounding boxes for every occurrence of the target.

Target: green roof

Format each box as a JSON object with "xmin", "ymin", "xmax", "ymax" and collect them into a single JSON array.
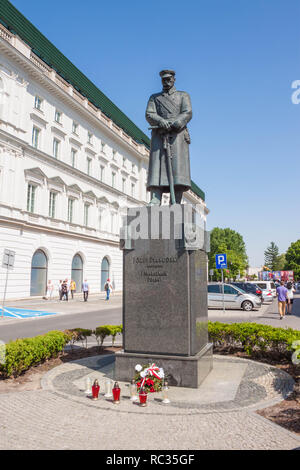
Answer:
[
  {"xmin": 0, "ymin": 0, "xmax": 205, "ymax": 201},
  {"xmin": 191, "ymin": 181, "xmax": 205, "ymax": 203}
]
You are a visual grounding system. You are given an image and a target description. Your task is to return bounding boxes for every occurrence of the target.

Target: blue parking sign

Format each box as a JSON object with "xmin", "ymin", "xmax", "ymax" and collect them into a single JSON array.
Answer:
[{"xmin": 215, "ymin": 253, "xmax": 227, "ymax": 269}]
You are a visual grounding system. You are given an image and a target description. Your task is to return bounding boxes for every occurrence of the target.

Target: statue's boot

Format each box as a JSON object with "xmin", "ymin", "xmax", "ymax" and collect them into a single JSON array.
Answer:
[
  {"xmin": 148, "ymin": 188, "xmax": 162, "ymax": 206},
  {"xmin": 175, "ymin": 190, "xmax": 184, "ymax": 204}
]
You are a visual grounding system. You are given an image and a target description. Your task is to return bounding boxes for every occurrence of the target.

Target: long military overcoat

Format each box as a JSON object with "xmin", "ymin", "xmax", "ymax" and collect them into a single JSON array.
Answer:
[{"xmin": 145, "ymin": 87, "xmax": 192, "ymax": 191}]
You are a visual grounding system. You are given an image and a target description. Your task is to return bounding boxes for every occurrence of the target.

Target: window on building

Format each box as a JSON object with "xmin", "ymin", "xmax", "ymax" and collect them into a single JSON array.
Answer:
[
  {"xmin": 27, "ymin": 184, "xmax": 36, "ymax": 213},
  {"xmin": 72, "ymin": 254, "xmax": 83, "ymax": 292},
  {"xmin": 101, "ymin": 141, "xmax": 105, "ymax": 153},
  {"xmin": 101, "ymin": 257, "xmax": 110, "ymax": 291},
  {"xmin": 131, "ymin": 183, "xmax": 135, "ymax": 197},
  {"xmin": 132, "ymin": 163, "xmax": 136, "ymax": 173},
  {"xmin": 71, "ymin": 149, "xmax": 77, "ymax": 168},
  {"xmin": 122, "ymin": 178, "xmax": 126, "ymax": 193},
  {"xmin": 53, "ymin": 138, "xmax": 60, "ymax": 159},
  {"xmin": 111, "ymin": 212, "xmax": 115, "ymax": 234},
  {"xmin": 100, "ymin": 165, "xmax": 105, "ymax": 182},
  {"xmin": 68, "ymin": 198, "xmax": 74, "ymax": 223},
  {"xmin": 84, "ymin": 203, "xmax": 89, "ymax": 226},
  {"xmin": 55, "ymin": 110, "xmax": 62, "ymax": 124},
  {"xmin": 112, "ymin": 171, "xmax": 116, "ymax": 188},
  {"xmin": 112, "ymin": 149, "xmax": 117, "ymax": 161},
  {"xmin": 72, "ymin": 121, "xmax": 78, "ymax": 134},
  {"xmin": 49, "ymin": 191, "xmax": 56, "ymax": 218},
  {"xmin": 87, "ymin": 132, "xmax": 93, "ymax": 145},
  {"xmin": 122, "ymin": 156, "xmax": 126, "ymax": 167},
  {"xmin": 34, "ymin": 96, "xmax": 43, "ymax": 111},
  {"xmin": 87, "ymin": 157, "xmax": 92, "ymax": 175},
  {"xmin": 32, "ymin": 126, "xmax": 40, "ymax": 149},
  {"xmin": 30, "ymin": 250, "xmax": 48, "ymax": 296}
]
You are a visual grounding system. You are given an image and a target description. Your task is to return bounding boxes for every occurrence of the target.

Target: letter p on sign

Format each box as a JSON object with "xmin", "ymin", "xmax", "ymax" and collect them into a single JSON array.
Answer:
[{"xmin": 216, "ymin": 254, "xmax": 227, "ymax": 269}]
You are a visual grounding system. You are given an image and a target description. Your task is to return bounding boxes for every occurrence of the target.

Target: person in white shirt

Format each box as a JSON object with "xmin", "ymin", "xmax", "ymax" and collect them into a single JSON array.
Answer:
[
  {"xmin": 104, "ymin": 278, "xmax": 113, "ymax": 300},
  {"xmin": 286, "ymin": 282, "xmax": 296, "ymax": 314},
  {"xmin": 58, "ymin": 280, "xmax": 63, "ymax": 300},
  {"xmin": 46, "ymin": 280, "xmax": 54, "ymax": 300}
]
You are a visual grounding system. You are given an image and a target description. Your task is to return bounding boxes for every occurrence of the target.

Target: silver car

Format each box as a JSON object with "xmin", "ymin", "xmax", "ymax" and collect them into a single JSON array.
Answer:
[{"xmin": 208, "ymin": 283, "xmax": 262, "ymax": 311}]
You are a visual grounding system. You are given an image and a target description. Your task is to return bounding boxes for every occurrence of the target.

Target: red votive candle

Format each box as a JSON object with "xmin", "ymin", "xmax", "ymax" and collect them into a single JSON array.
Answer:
[
  {"xmin": 92, "ymin": 380, "xmax": 100, "ymax": 400},
  {"xmin": 112, "ymin": 382, "xmax": 121, "ymax": 403},
  {"xmin": 139, "ymin": 388, "xmax": 147, "ymax": 407}
]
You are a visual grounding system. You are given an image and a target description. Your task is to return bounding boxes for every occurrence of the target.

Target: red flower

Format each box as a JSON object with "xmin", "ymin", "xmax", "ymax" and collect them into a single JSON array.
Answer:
[
  {"xmin": 149, "ymin": 387, "xmax": 155, "ymax": 393},
  {"xmin": 146, "ymin": 379, "xmax": 154, "ymax": 386}
]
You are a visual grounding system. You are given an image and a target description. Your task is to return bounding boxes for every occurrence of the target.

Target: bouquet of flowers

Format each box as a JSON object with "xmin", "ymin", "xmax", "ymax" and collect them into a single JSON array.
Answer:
[{"xmin": 134, "ymin": 363, "xmax": 164, "ymax": 393}]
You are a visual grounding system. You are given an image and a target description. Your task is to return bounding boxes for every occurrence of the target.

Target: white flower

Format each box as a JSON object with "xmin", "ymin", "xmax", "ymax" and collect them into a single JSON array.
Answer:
[
  {"xmin": 158, "ymin": 368, "xmax": 164, "ymax": 378},
  {"xmin": 135, "ymin": 364, "xmax": 142, "ymax": 372},
  {"xmin": 140, "ymin": 370, "xmax": 147, "ymax": 378}
]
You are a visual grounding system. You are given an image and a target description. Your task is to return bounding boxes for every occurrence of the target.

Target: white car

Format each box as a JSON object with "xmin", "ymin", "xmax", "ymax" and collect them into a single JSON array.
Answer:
[
  {"xmin": 248, "ymin": 281, "xmax": 277, "ymax": 298},
  {"xmin": 261, "ymin": 289, "xmax": 273, "ymax": 303}
]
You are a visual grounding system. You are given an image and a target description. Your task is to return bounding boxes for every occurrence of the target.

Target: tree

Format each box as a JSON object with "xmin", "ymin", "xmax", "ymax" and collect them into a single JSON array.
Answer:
[
  {"xmin": 284, "ymin": 240, "xmax": 300, "ymax": 279},
  {"xmin": 208, "ymin": 227, "xmax": 248, "ymax": 281},
  {"xmin": 274, "ymin": 253, "xmax": 286, "ymax": 271},
  {"xmin": 264, "ymin": 242, "xmax": 279, "ymax": 270}
]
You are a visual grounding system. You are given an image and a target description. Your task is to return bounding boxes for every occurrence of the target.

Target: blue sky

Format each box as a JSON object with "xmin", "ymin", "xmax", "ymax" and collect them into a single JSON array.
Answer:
[{"xmin": 9, "ymin": 0, "xmax": 300, "ymax": 266}]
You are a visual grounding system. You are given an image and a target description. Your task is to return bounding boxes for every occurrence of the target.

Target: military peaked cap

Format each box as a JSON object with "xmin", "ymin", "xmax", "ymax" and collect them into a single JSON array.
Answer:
[{"xmin": 159, "ymin": 69, "xmax": 175, "ymax": 78}]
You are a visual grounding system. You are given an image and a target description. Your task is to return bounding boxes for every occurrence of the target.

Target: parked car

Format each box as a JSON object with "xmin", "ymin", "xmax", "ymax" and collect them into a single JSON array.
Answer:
[
  {"xmin": 208, "ymin": 283, "xmax": 262, "ymax": 311},
  {"xmin": 248, "ymin": 281, "xmax": 277, "ymax": 298},
  {"xmin": 261, "ymin": 289, "xmax": 273, "ymax": 303},
  {"xmin": 231, "ymin": 282, "xmax": 263, "ymax": 299}
]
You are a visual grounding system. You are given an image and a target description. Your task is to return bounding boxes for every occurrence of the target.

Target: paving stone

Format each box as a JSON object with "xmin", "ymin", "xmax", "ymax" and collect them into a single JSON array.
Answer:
[{"xmin": 0, "ymin": 354, "xmax": 299, "ymax": 450}]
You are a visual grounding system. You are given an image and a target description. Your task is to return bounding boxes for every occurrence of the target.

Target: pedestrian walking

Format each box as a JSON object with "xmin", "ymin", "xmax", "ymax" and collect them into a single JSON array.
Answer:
[
  {"xmin": 286, "ymin": 281, "xmax": 296, "ymax": 315},
  {"xmin": 66, "ymin": 278, "xmax": 70, "ymax": 296},
  {"xmin": 58, "ymin": 280, "xmax": 63, "ymax": 301},
  {"xmin": 82, "ymin": 279, "xmax": 89, "ymax": 302},
  {"xmin": 61, "ymin": 279, "xmax": 68, "ymax": 301},
  {"xmin": 104, "ymin": 278, "xmax": 113, "ymax": 300},
  {"xmin": 276, "ymin": 280, "xmax": 288, "ymax": 320},
  {"xmin": 70, "ymin": 279, "xmax": 76, "ymax": 299},
  {"xmin": 46, "ymin": 280, "xmax": 54, "ymax": 300}
]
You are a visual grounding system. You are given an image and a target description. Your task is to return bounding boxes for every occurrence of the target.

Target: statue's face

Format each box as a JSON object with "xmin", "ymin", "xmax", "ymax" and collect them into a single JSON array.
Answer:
[{"xmin": 162, "ymin": 75, "xmax": 175, "ymax": 91}]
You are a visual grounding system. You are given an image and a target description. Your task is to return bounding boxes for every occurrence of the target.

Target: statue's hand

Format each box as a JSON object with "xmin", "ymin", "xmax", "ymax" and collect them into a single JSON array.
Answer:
[
  {"xmin": 171, "ymin": 120, "xmax": 182, "ymax": 131},
  {"xmin": 160, "ymin": 120, "xmax": 172, "ymax": 130}
]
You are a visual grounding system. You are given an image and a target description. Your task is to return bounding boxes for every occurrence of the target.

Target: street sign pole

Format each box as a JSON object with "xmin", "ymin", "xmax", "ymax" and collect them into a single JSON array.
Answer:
[
  {"xmin": 221, "ymin": 268, "xmax": 225, "ymax": 313},
  {"xmin": 1, "ymin": 249, "xmax": 15, "ymax": 319},
  {"xmin": 1, "ymin": 265, "xmax": 9, "ymax": 320},
  {"xmin": 215, "ymin": 254, "xmax": 227, "ymax": 314}
]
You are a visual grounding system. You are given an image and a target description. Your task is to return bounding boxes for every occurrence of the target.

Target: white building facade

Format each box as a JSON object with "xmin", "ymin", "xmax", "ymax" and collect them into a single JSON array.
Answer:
[{"xmin": 0, "ymin": 12, "xmax": 208, "ymax": 300}]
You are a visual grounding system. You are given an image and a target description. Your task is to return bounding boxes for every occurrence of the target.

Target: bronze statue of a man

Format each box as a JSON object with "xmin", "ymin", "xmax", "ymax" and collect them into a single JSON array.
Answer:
[{"xmin": 146, "ymin": 70, "xmax": 192, "ymax": 205}]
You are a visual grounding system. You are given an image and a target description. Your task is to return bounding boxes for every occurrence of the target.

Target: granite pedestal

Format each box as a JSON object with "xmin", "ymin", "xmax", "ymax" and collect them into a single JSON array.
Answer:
[{"xmin": 115, "ymin": 205, "xmax": 213, "ymax": 388}]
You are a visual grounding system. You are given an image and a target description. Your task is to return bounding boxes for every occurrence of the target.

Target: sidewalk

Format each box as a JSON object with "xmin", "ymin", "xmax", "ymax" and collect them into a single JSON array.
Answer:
[
  {"xmin": 0, "ymin": 354, "xmax": 299, "ymax": 450},
  {"xmin": 0, "ymin": 292, "xmax": 122, "ymax": 326}
]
